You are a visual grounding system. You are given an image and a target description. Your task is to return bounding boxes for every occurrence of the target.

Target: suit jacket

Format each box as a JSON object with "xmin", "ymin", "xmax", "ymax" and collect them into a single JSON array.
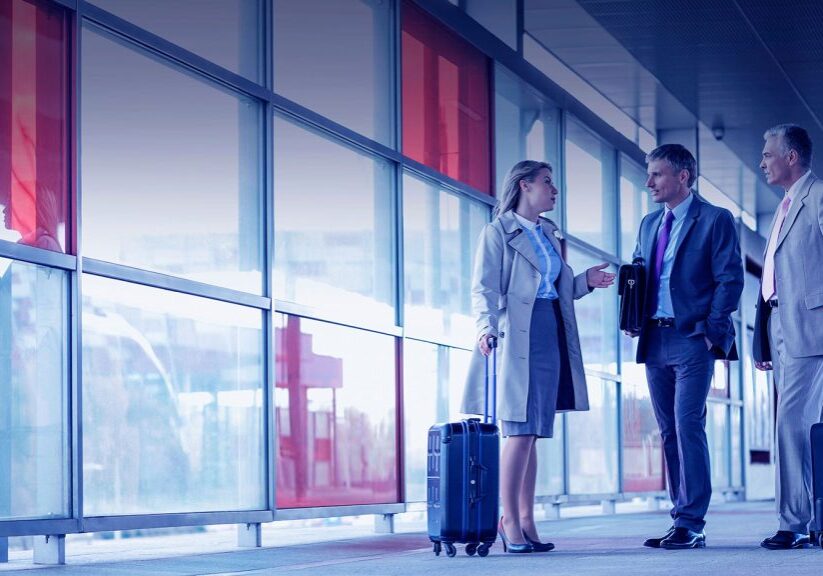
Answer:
[
  {"xmin": 753, "ymin": 174, "xmax": 823, "ymax": 361},
  {"xmin": 632, "ymin": 193, "xmax": 744, "ymax": 363},
  {"xmin": 462, "ymin": 211, "xmax": 591, "ymax": 422}
]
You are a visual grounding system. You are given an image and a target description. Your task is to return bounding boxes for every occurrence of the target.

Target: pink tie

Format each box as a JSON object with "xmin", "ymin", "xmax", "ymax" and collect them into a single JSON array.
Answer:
[{"xmin": 761, "ymin": 194, "xmax": 792, "ymax": 301}]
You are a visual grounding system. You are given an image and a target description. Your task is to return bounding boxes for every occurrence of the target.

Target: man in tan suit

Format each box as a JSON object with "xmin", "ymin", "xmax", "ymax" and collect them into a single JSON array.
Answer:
[{"xmin": 754, "ymin": 124, "xmax": 823, "ymax": 550}]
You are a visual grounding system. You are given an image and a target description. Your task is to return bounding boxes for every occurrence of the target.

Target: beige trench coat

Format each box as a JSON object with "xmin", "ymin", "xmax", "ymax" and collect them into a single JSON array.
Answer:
[{"xmin": 461, "ymin": 211, "xmax": 591, "ymax": 422}]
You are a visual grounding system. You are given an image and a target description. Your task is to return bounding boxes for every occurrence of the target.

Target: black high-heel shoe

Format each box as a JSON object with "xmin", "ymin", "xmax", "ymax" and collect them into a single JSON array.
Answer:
[
  {"xmin": 498, "ymin": 517, "xmax": 533, "ymax": 553},
  {"xmin": 523, "ymin": 533, "xmax": 555, "ymax": 552}
]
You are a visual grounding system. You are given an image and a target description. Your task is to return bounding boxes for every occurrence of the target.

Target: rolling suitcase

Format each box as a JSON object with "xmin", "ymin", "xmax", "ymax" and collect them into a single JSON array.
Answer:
[
  {"xmin": 427, "ymin": 338, "xmax": 499, "ymax": 558},
  {"xmin": 812, "ymin": 423, "xmax": 823, "ymax": 548}
]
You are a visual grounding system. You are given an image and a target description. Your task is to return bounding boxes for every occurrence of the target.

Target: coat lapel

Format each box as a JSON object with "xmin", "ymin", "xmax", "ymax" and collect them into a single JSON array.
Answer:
[
  {"xmin": 776, "ymin": 174, "xmax": 815, "ymax": 250},
  {"xmin": 499, "ymin": 211, "xmax": 540, "ymax": 271}
]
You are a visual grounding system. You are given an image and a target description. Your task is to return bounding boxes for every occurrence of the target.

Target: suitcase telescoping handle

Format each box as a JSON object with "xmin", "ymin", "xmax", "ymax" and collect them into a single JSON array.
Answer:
[{"xmin": 483, "ymin": 336, "xmax": 498, "ymax": 424}]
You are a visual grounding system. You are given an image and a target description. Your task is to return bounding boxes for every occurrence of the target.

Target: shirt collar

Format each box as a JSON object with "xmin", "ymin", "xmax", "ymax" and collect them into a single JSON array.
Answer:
[
  {"xmin": 513, "ymin": 211, "xmax": 539, "ymax": 231},
  {"xmin": 787, "ymin": 170, "xmax": 812, "ymax": 200},
  {"xmin": 664, "ymin": 190, "xmax": 694, "ymax": 221}
]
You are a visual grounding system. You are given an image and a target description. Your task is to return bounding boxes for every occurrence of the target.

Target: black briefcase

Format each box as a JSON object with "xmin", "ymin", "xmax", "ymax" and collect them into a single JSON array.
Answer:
[{"xmin": 618, "ymin": 257, "xmax": 646, "ymax": 333}]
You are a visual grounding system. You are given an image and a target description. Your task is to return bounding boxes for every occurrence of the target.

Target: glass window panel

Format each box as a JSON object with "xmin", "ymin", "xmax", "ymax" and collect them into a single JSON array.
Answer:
[
  {"xmin": 275, "ymin": 314, "xmax": 398, "ymax": 507},
  {"xmin": 744, "ymin": 326, "xmax": 772, "ymax": 455},
  {"xmin": 494, "ymin": 64, "xmax": 561, "ymax": 212},
  {"xmin": 535, "ymin": 417, "xmax": 564, "ymax": 497},
  {"xmin": 88, "ymin": 0, "xmax": 263, "ymax": 82},
  {"xmin": 1, "ymin": 0, "xmax": 68, "ymax": 252},
  {"xmin": 567, "ymin": 378, "xmax": 618, "ymax": 494},
  {"xmin": 707, "ymin": 402, "xmax": 730, "ymax": 488},
  {"xmin": 273, "ymin": 0, "xmax": 394, "ymax": 146},
  {"xmin": 622, "ymin": 380, "xmax": 664, "ymax": 492},
  {"xmin": 82, "ymin": 276, "xmax": 264, "ymax": 515},
  {"xmin": 402, "ymin": 339, "xmax": 470, "ymax": 502},
  {"xmin": 729, "ymin": 321, "xmax": 742, "ymax": 401},
  {"xmin": 81, "ymin": 26, "xmax": 262, "ymax": 294},
  {"xmin": 698, "ymin": 176, "xmax": 741, "ymax": 218},
  {"xmin": 731, "ymin": 407, "xmax": 742, "ymax": 486},
  {"xmin": 566, "ymin": 245, "xmax": 618, "ymax": 373},
  {"xmin": 274, "ymin": 116, "xmax": 394, "ymax": 325},
  {"xmin": 620, "ymin": 331, "xmax": 645, "ymax": 384},
  {"xmin": 0, "ymin": 258, "xmax": 68, "ymax": 520},
  {"xmin": 402, "ymin": 0, "xmax": 491, "ymax": 194},
  {"xmin": 710, "ymin": 361, "xmax": 730, "ymax": 399},
  {"xmin": 565, "ymin": 117, "xmax": 616, "ymax": 251},
  {"xmin": 403, "ymin": 173, "xmax": 488, "ymax": 344},
  {"xmin": 465, "ymin": 0, "xmax": 518, "ymax": 49},
  {"xmin": 619, "ymin": 155, "xmax": 652, "ymax": 263}
]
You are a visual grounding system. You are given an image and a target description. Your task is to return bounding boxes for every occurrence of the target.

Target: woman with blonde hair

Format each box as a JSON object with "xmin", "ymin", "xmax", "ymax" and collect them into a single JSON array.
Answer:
[{"xmin": 462, "ymin": 160, "xmax": 614, "ymax": 553}]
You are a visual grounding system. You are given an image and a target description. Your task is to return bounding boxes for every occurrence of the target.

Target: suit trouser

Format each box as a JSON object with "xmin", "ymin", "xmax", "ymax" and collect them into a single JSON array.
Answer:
[
  {"xmin": 644, "ymin": 325, "xmax": 714, "ymax": 532},
  {"xmin": 768, "ymin": 307, "xmax": 823, "ymax": 533}
]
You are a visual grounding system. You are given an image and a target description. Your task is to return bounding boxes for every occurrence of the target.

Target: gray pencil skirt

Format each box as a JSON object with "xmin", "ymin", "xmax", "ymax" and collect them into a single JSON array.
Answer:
[{"xmin": 501, "ymin": 298, "xmax": 561, "ymax": 438}]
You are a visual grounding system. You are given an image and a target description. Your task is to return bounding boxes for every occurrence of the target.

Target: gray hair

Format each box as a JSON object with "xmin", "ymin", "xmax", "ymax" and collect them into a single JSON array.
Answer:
[
  {"xmin": 764, "ymin": 124, "xmax": 813, "ymax": 168},
  {"xmin": 494, "ymin": 160, "xmax": 552, "ymax": 219},
  {"xmin": 645, "ymin": 144, "xmax": 697, "ymax": 188}
]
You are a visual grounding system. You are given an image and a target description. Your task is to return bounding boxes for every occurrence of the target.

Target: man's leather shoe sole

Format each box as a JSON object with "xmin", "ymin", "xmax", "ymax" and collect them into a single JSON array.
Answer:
[
  {"xmin": 760, "ymin": 535, "xmax": 810, "ymax": 550},
  {"xmin": 644, "ymin": 527, "xmax": 675, "ymax": 548},
  {"xmin": 661, "ymin": 529, "xmax": 706, "ymax": 550}
]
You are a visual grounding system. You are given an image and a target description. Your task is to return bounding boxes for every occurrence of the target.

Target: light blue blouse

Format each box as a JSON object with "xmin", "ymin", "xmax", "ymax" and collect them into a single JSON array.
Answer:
[{"xmin": 514, "ymin": 213, "xmax": 561, "ymax": 300}]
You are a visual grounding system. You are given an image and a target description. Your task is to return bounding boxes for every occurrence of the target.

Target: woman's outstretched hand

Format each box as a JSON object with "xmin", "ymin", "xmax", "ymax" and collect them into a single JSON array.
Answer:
[{"xmin": 586, "ymin": 263, "xmax": 616, "ymax": 289}]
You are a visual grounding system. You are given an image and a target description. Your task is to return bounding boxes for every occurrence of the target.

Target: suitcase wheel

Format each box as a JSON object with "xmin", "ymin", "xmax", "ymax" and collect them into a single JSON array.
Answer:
[
  {"xmin": 432, "ymin": 541, "xmax": 441, "ymax": 556},
  {"xmin": 445, "ymin": 542, "xmax": 457, "ymax": 557},
  {"xmin": 465, "ymin": 543, "xmax": 477, "ymax": 556},
  {"xmin": 477, "ymin": 543, "xmax": 490, "ymax": 557}
]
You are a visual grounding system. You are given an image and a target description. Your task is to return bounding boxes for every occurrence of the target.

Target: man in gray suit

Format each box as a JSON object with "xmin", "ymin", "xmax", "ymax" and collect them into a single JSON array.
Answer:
[
  {"xmin": 626, "ymin": 144, "xmax": 743, "ymax": 549},
  {"xmin": 754, "ymin": 124, "xmax": 823, "ymax": 550}
]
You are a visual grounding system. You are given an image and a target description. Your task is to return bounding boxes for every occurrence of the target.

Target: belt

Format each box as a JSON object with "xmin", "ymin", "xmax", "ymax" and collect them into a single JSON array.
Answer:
[
  {"xmin": 649, "ymin": 317, "xmax": 675, "ymax": 328},
  {"xmin": 767, "ymin": 299, "xmax": 779, "ymax": 309}
]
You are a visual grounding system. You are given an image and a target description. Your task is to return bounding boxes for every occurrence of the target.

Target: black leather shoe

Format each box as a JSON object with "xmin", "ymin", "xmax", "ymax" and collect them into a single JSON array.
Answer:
[
  {"xmin": 523, "ymin": 533, "xmax": 555, "ymax": 552},
  {"xmin": 644, "ymin": 526, "xmax": 675, "ymax": 548},
  {"xmin": 760, "ymin": 531, "xmax": 810, "ymax": 550},
  {"xmin": 498, "ymin": 518, "xmax": 533, "ymax": 553},
  {"xmin": 810, "ymin": 530, "xmax": 818, "ymax": 547},
  {"xmin": 661, "ymin": 527, "xmax": 706, "ymax": 549}
]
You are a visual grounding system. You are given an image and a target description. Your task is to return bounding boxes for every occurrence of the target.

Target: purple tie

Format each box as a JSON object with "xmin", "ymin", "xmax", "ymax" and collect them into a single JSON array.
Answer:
[{"xmin": 649, "ymin": 210, "xmax": 674, "ymax": 315}]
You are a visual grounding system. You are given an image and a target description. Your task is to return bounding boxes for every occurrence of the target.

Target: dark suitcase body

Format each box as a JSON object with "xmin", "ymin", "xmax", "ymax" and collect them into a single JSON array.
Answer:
[
  {"xmin": 812, "ymin": 423, "xmax": 823, "ymax": 547},
  {"xmin": 427, "ymin": 342, "xmax": 499, "ymax": 558}
]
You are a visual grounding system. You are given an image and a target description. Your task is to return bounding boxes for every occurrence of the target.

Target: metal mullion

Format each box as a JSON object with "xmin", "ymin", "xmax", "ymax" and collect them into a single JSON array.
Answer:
[
  {"xmin": 0, "ymin": 519, "xmax": 79, "ymax": 539},
  {"xmin": 78, "ymin": 2, "xmax": 271, "ymax": 105},
  {"xmin": 82, "ymin": 510, "xmax": 272, "ymax": 533},
  {"xmin": 274, "ymin": 503, "xmax": 405, "ymax": 521},
  {"xmin": 563, "ymin": 234, "xmax": 622, "ymax": 267},
  {"xmin": 402, "ymin": 158, "xmax": 495, "ymax": 207},
  {"xmin": 49, "ymin": 0, "xmax": 77, "ymax": 10},
  {"xmin": 613, "ymin": 148, "xmax": 624, "ymax": 494},
  {"xmin": 404, "ymin": 336, "xmax": 472, "ymax": 354},
  {"xmin": 271, "ymin": 93, "xmax": 403, "ymax": 166},
  {"xmin": 265, "ymin": 93, "xmax": 277, "ymax": 514},
  {"xmin": 274, "ymin": 300, "xmax": 401, "ymax": 339},
  {"xmin": 82, "ymin": 258, "xmax": 270, "ymax": 310},
  {"xmin": 70, "ymin": 0, "xmax": 84, "ymax": 532},
  {"xmin": 0, "ymin": 241, "xmax": 76, "ymax": 271},
  {"xmin": 559, "ymin": 110, "xmax": 568, "ymax": 232}
]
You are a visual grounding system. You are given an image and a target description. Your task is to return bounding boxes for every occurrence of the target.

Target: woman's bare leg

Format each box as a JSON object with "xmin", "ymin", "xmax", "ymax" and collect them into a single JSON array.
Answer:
[{"xmin": 500, "ymin": 435, "xmax": 536, "ymax": 544}]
